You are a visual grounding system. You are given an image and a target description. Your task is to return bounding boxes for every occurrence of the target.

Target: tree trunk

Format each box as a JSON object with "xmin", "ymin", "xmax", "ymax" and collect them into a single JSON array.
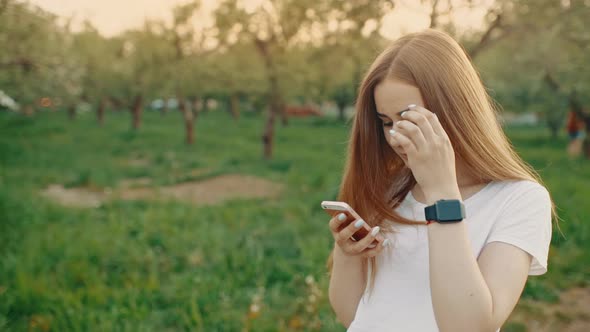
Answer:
[
  {"xmin": 578, "ymin": 112, "xmax": 590, "ymax": 159},
  {"xmin": 263, "ymin": 98, "xmax": 277, "ymax": 160},
  {"xmin": 584, "ymin": 139, "xmax": 590, "ymax": 159},
  {"xmin": 230, "ymin": 93, "xmax": 240, "ymax": 120},
  {"xmin": 67, "ymin": 105, "xmax": 76, "ymax": 120},
  {"xmin": 179, "ymin": 96, "xmax": 194, "ymax": 145},
  {"xmin": 337, "ymin": 103, "xmax": 346, "ymax": 122},
  {"xmin": 131, "ymin": 95, "xmax": 143, "ymax": 130},
  {"xmin": 202, "ymin": 97, "xmax": 210, "ymax": 113},
  {"xmin": 97, "ymin": 98, "xmax": 105, "ymax": 126},
  {"xmin": 161, "ymin": 99, "xmax": 169, "ymax": 116},
  {"xmin": 254, "ymin": 38, "xmax": 287, "ymax": 158},
  {"xmin": 279, "ymin": 99, "xmax": 288, "ymax": 127},
  {"xmin": 548, "ymin": 126, "xmax": 558, "ymax": 139}
]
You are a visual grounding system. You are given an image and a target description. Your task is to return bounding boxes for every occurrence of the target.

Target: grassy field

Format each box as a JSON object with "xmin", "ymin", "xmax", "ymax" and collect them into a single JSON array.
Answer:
[{"xmin": 0, "ymin": 109, "xmax": 589, "ymax": 331}]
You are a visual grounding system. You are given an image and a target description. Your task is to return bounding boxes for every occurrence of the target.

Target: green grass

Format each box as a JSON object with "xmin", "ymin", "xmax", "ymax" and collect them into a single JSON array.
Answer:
[{"xmin": 0, "ymin": 110, "xmax": 588, "ymax": 331}]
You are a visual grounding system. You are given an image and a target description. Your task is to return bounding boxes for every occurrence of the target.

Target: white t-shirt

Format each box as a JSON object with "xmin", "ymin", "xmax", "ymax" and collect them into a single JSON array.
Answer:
[{"xmin": 347, "ymin": 180, "xmax": 552, "ymax": 332}]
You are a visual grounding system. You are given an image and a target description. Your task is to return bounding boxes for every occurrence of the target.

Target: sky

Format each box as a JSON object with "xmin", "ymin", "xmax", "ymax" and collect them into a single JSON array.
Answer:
[{"xmin": 27, "ymin": 0, "xmax": 492, "ymax": 40}]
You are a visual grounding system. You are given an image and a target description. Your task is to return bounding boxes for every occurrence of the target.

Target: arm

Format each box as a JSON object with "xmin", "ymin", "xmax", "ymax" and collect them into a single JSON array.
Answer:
[
  {"xmin": 328, "ymin": 246, "xmax": 366, "ymax": 327},
  {"xmin": 425, "ymin": 187, "xmax": 531, "ymax": 331},
  {"xmin": 326, "ymin": 213, "xmax": 387, "ymax": 327}
]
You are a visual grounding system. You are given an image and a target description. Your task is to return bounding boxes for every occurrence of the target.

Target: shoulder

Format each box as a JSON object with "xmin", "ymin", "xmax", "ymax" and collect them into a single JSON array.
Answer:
[
  {"xmin": 487, "ymin": 179, "xmax": 550, "ymax": 205},
  {"xmin": 482, "ymin": 179, "xmax": 552, "ymax": 229},
  {"xmin": 482, "ymin": 180, "xmax": 553, "ymax": 275},
  {"xmin": 490, "ymin": 179, "xmax": 546, "ymax": 192},
  {"xmin": 474, "ymin": 179, "xmax": 552, "ymax": 222}
]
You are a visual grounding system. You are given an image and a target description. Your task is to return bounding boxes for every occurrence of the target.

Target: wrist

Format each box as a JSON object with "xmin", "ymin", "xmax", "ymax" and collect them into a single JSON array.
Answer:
[
  {"xmin": 333, "ymin": 244, "xmax": 362, "ymax": 263},
  {"xmin": 423, "ymin": 185, "xmax": 461, "ymax": 205}
]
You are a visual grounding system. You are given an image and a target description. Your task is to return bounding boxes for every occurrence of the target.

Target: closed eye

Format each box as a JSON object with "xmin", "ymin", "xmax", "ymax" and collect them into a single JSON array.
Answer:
[{"xmin": 377, "ymin": 113, "xmax": 393, "ymax": 127}]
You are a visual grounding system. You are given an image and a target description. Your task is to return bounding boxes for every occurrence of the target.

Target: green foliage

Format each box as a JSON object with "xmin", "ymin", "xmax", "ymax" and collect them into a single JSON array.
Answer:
[
  {"xmin": 475, "ymin": 0, "xmax": 590, "ymax": 126},
  {"xmin": 0, "ymin": 2, "xmax": 81, "ymax": 108},
  {"xmin": 3, "ymin": 1, "xmax": 588, "ymax": 130},
  {"xmin": 215, "ymin": 0, "xmax": 391, "ymax": 106}
]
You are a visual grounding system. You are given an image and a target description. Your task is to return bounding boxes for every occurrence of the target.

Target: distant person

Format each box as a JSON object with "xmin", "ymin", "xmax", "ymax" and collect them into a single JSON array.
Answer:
[
  {"xmin": 566, "ymin": 111, "xmax": 585, "ymax": 157},
  {"xmin": 325, "ymin": 29, "xmax": 554, "ymax": 331}
]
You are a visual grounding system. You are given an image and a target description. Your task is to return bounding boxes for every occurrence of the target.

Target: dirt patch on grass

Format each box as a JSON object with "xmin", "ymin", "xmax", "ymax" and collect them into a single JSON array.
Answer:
[
  {"xmin": 41, "ymin": 184, "xmax": 106, "ymax": 208},
  {"xmin": 42, "ymin": 174, "xmax": 282, "ymax": 208},
  {"xmin": 160, "ymin": 174, "xmax": 282, "ymax": 205},
  {"xmin": 119, "ymin": 177, "xmax": 152, "ymax": 188},
  {"xmin": 508, "ymin": 287, "xmax": 590, "ymax": 331}
]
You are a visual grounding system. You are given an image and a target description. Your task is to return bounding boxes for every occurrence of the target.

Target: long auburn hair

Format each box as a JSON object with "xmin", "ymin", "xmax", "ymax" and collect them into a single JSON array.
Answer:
[{"xmin": 327, "ymin": 29, "xmax": 554, "ymax": 293}]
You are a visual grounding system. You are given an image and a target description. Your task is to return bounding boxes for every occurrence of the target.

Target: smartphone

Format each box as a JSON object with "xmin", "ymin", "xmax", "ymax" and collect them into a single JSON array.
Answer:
[{"xmin": 321, "ymin": 200, "xmax": 380, "ymax": 248}]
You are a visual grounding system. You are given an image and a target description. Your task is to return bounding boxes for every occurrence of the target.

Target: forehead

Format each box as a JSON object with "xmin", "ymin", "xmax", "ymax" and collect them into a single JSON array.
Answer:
[{"xmin": 374, "ymin": 79, "xmax": 423, "ymax": 117}]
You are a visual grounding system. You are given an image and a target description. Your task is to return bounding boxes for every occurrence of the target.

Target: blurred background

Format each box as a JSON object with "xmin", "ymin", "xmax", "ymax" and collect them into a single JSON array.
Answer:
[{"xmin": 0, "ymin": 0, "xmax": 589, "ymax": 331}]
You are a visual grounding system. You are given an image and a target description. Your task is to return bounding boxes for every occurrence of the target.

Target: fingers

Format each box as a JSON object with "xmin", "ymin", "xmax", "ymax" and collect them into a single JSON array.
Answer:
[
  {"xmin": 388, "ymin": 128, "xmax": 417, "ymax": 156},
  {"xmin": 359, "ymin": 231, "xmax": 392, "ymax": 258},
  {"xmin": 350, "ymin": 226, "xmax": 381, "ymax": 253},
  {"xmin": 329, "ymin": 215, "xmax": 391, "ymax": 256},
  {"xmin": 400, "ymin": 105, "xmax": 437, "ymax": 142},
  {"xmin": 336, "ymin": 218, "xmax": 366, "ymax": 245},
  {"xmin": 392, "ymin": 120, "xmax": 427, "ymax": 151},
  {"xmin": 329, "ymin": 212, "xmax": 350, "ymax": 234},
  {"xmin": 408, "ymin": 104, "xmax": 447, "ymax": 139}
]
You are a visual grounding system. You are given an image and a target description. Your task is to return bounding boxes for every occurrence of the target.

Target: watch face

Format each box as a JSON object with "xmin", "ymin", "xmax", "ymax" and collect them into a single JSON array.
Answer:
[{"xmin": 435, "ymin": 200, "xmax": 466, "ymax": 222}]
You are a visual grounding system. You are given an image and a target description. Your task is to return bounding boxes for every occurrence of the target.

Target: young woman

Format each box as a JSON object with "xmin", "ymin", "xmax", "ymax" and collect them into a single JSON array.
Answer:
[{"xmin": 327, "ymin": 29, "xmax": 553, "ymax": 331}]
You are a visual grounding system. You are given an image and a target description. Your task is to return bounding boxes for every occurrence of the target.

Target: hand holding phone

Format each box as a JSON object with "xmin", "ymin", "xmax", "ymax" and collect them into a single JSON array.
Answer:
[{"xmin": 321, "ymin": 201, "xmax": 390, "ymax": 257}]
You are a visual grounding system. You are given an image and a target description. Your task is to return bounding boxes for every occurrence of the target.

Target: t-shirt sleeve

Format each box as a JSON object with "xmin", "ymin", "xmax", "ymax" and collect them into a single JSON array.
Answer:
[{"xmin": 485, "ymin": 183, "xmax": 553, "ymax": 276}]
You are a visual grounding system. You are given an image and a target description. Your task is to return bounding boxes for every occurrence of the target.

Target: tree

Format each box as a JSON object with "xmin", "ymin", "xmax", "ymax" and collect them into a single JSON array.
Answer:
[
  {"xmin": 207, "ymin": 42, "xmax": 267, "ymax": 121},
  {"xmin": 215, "ymin": 0, "xmax": 393, "ymax": 159},
  {"xmin": 0, "ymin": 1, "xmax": 80, "ymax": 115},
  {"xmin": 474, "ymin": 0, "xmax": 590, "ymax": 156},
  {"xmin": 167, "ymin": 1, "xmax": 201, "ymax": 144},
  {"xmin": 71, "ymin": 22, "xmax": 123, "ymax": 125},
  {"xmin": 116, "ymin": 23, "xmax": 173, "ymax": 130}
]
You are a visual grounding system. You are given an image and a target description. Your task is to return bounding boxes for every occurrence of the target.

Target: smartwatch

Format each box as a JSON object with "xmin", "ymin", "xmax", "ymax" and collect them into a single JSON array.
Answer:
[{"xmin": 424, "ymin": 199, "xmax": 466, "ymax": 224}]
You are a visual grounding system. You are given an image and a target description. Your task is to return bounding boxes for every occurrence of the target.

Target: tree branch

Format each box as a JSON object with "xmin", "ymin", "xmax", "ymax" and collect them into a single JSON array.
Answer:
[
  {"xmin": 0, "ymin": 58, "xmax": 37, "ymax": 72},
  {"xmin": 429, "ymin": 0, "xmax": 441, "ymax": 28},
  {"xmin": 544, "ymin": 71, "xmax": 588, "ymax": 120},
  {"xmin": 0, "ymin": 0, "xmax": 10, "ymax": 16},
  {"xmin": 468, "ymin": 9, "xmax": 503, "ymax": 58}
]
